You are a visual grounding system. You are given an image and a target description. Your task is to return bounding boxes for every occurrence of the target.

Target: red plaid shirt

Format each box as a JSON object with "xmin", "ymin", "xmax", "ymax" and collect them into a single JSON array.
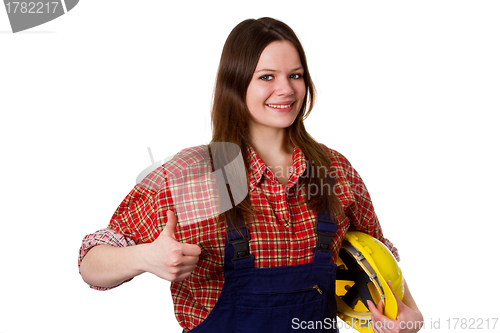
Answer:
[{"xmin": 78, "ymin": 144, "xmax": 399, "ymax": 332}]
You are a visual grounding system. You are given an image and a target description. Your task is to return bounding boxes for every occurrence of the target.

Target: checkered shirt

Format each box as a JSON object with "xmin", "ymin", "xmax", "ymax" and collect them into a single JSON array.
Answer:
[{"xmin": 78, "ymin": 144, "xmax": 399, "ymax": 332}]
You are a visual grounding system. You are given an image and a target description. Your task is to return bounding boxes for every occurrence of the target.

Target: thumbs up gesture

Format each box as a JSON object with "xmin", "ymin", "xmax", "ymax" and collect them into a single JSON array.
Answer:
[{"xmin": 144, "ymin": 210, "xmax": 201, "ymax": 282}]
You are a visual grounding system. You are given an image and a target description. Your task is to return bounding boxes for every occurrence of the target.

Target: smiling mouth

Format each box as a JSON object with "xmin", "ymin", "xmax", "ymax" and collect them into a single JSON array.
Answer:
[{"xmin": 266, "ymin": 102, "xmax": 295, "ymax": 109}]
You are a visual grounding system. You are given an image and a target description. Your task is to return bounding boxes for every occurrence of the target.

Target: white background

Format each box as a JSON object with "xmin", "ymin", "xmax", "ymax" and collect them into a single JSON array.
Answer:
[{"xmin": 1, "ymin": 1, "xmax": 499, "ymax": 332}]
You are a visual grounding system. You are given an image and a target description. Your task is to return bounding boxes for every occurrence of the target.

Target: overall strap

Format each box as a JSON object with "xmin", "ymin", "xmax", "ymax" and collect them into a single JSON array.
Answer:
[
  {"xmin": 313, "ymin": 209, "xmax": 337, "ymax": 263},
  {"xmin": 224, "ymin": 226, "xmax": 255, "ymax": 273},
  {"xmin": 209, "ymin": 143, "xmax": 255, "ymax": 273},
  {"xmin": 312, "ymin": 172, "xmax": 337, "ymax": 262}
]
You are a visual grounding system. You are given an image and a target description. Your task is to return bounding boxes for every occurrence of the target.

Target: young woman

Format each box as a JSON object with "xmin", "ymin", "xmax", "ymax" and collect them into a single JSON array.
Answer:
[{"xmin": 79, "ymin": 17, "xmax": 423, "ymax": 332}]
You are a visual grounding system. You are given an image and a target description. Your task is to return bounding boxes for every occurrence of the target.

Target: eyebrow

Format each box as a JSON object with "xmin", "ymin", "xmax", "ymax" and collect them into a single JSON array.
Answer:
[{"xmin": 254, "ymin": 66, "xmax": 304, "ymax": 73}]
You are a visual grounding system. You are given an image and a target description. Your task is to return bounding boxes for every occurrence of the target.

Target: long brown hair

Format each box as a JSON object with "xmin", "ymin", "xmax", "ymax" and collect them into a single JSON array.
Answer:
[{"xmin": 211, "ymin": 17, "xmax": 343, "ymax": 231}]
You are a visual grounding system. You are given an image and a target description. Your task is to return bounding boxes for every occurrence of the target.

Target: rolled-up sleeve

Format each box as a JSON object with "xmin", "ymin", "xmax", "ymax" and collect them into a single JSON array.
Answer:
[
  {"xmin": 78, "ymin": 165, "xmax": 167, "ymax": 290},
  {"xmin": 78, "ymin": 228, "xmax": 137, "ymax": 290}
]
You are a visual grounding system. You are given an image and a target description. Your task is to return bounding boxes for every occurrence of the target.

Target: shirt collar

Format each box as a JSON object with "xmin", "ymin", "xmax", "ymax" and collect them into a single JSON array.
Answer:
[{"xmin": 246, "ymin": 145, "xmax": 307, "ymax": 191}]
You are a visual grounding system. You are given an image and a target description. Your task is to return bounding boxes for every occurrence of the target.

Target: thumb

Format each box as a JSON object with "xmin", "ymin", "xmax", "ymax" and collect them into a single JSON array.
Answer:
[{"xmin": 161, "ymin": 210, "xmax": 178, "ymax": 239}]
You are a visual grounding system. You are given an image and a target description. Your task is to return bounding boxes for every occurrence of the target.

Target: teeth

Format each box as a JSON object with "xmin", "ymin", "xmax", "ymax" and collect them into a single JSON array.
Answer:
[{"xmin": 267, "ymin": 103, "xmax": 293, "ymax": 109}]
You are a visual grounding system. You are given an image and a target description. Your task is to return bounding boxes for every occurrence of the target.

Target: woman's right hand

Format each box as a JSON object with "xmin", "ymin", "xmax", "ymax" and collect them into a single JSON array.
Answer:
[{"xmin": 143, "ymin": 210, "xmax": 201, "ymax": 282}]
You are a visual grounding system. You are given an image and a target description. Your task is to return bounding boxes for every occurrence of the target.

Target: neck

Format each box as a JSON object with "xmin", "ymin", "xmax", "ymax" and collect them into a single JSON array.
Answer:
[{"xmin": 248, "ymin": 124, "xmax": 293, "ymax": 167}]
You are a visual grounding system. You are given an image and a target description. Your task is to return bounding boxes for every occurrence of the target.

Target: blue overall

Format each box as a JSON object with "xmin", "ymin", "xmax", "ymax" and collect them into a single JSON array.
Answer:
[{"xmin": 188, "ymin": 210, "xmax": 339, "ymax": 333}]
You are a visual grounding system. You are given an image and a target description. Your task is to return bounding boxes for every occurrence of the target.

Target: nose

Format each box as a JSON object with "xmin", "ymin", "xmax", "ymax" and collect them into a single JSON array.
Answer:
[{"xmin": 275, "ymin": 77, "xmax": 294, "ymax": 96}]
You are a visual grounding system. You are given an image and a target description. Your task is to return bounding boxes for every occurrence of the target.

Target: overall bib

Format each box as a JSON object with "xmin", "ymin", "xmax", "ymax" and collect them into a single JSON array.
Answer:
[{"xmin": 189, "ymin": 210, "xmax": 339, "ymax": 333}]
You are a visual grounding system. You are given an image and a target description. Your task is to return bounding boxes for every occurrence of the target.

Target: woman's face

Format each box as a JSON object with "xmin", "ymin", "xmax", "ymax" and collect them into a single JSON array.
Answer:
[{"xmin": 246, "ymin": 40, "xmax": 306, "ymax": 134}]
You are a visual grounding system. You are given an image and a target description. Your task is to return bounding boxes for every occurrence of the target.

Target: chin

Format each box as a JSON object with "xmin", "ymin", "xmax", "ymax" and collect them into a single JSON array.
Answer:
[{"xmin": 270, "ymin": 119, "xmax": 297, "ymax": 129}]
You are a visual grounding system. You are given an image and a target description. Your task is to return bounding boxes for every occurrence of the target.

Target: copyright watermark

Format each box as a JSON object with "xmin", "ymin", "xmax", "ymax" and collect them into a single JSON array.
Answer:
[
  {"xmin": 3, "ymin": 0, "xmax": 79, "ymax": 33},
  {"xmin": 134, "ymin": 145, "xmax": 370, "ymax": 225},
  {"xmin": 135, "ymin": 143, "xmax": 248, "ymax": 226},
  {"xmin": 291, "ymin": 317, "xmax": 499, "ymax": 330}
]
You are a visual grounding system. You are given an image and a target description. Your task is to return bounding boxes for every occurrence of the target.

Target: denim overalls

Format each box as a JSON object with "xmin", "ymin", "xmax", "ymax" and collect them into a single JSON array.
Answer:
[{"xmin": 188, "ymin": 210, "xmax": 339, "ymax": 333}]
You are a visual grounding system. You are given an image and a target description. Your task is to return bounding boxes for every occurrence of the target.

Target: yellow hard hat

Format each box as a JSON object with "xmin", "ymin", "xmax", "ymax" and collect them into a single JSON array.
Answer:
[{"xmin": 335, "ymin": 231, "xmax": 404, "ymax": 332}]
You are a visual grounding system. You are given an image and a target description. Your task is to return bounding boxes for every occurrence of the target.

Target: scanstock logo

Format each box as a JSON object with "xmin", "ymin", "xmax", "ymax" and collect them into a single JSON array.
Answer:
[
  {"xmin": 3, "ymin": 0, "xmax": 79, "ymax": 33},
  {"xmin": 136, "ymin": 143, "xmax": 248, "ymax": 226}
]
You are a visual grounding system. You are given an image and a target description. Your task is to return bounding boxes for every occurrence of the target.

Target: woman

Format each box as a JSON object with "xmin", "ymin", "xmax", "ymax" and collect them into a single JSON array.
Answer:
[{"xmin": 79, "ymin": 17, "xmax": 423, "ymax": 332}]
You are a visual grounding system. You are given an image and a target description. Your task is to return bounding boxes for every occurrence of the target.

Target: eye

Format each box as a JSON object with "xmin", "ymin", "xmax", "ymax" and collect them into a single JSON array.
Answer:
[
  {"xmin": 259, "ymin": 74, "xmax": 273, "ymax": 81},
  {"xmin": 290, "ymin": 73, "xmax": 302, "ymax": 79}
]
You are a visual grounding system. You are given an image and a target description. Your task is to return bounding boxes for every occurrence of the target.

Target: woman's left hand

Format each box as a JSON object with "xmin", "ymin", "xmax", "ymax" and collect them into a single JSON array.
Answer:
[{"xmin": 367, "ymin": 281, "xmax": 424, "ymax": 333}]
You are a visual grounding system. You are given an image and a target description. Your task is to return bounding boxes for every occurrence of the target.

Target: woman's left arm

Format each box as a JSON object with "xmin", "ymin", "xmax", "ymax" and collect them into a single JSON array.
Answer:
[{"xmin": 367, "ymin": 279, "xmax": 424, "ymax": 333}]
